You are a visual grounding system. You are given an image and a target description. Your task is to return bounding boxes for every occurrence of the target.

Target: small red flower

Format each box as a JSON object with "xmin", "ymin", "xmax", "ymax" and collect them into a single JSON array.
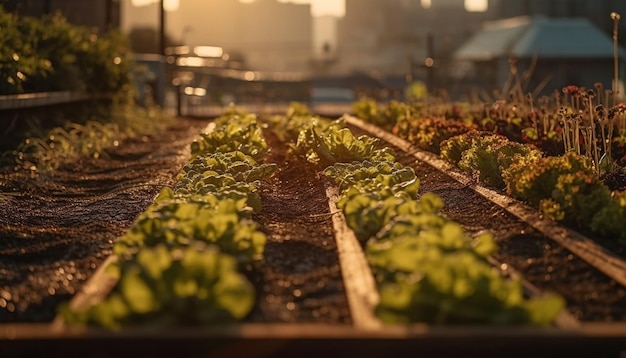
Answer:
[{"xmin": 563, "ymin": 85, "xmax": 579, "ymax": 95}]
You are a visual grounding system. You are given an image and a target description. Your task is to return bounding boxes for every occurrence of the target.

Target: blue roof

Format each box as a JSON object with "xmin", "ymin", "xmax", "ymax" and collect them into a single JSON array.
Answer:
[{"xmin": 454, "ymin": 16, "xmax": 625, "ymax": 61}]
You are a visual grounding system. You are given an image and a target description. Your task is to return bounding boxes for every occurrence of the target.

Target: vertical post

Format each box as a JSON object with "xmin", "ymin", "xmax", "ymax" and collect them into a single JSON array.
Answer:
[
  {"xmin": 426, "ymin": 33, "xmax": 434, "ymax": 93},
  {"xmin": 158, "ymin": 0, "xmax": 166, "ymax": 107},
  {"xmin": 611, "ymin": 12, "xmax": 621, "ymax": 105},
  {"xmin": 406, "ymin": 55, "xmax": 414, "ymax": 85},
  {"xmin": 105, "ymin": 0, "xmax": 113, "ymax": 30},
  {"xmin": 159, "ymin": 0, "xmax": 166, "ymax": 56}
]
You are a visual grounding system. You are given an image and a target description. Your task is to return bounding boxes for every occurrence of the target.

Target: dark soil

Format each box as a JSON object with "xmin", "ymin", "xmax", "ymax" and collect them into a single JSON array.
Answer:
[
  {"xmin": 247, "ymin": 128, "xmax": 351, "ymax": 323},
  {"xmin": 1, "ymin": 115, "xmax": 625, "ymax": 326}
]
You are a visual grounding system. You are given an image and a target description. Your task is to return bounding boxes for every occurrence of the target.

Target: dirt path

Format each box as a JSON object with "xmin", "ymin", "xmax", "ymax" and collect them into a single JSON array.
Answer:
[{"xmin": 247, "ymin": 128, "xmax": 351, "ymax": 323}]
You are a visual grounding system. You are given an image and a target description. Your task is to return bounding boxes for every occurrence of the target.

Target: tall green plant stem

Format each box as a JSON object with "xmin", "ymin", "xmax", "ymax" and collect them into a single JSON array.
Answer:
[{"xmin": 612, "ymin": 12, "xmax": 621, "ymax": 105}]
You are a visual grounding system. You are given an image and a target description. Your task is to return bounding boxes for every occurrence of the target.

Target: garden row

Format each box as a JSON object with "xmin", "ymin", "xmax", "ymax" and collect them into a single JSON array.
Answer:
[
  {"xmin": 60, "ymin": 112, "xmax": 276, "ymax": 328},
  {"xmin": 353, "ymin": 95, "xmax": 626, "ymax": 250},
  {"xmin": 58, "ymin": 105, "xmax": 567, "ymax": 329}
]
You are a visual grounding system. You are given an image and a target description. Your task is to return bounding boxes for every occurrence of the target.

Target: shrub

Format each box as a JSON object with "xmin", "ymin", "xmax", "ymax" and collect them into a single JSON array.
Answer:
[
  {"xmin": 440, "ymin": 131, "xmax": 493, "ymax": 166},
  {"xmin": 503, "ymin": 151, "xmax": 595, "ymax": 207},
  {"xmin": 395, "ymin": 116, "xmax": 474, "ymax": 154},
  {"xmin": 543, "ymin": 172, "xmax": 612, "ymax": 227},
  {"xmin": 590, "ymin": 190, "xmax": 626, "ymax": 244},
  {"xmin": 458, "ymin": 134, "xmax": 543, "ymax": 189},
  {"xmin": 0, "ymin": 7, "xmax": 132, "ymax": 96}
]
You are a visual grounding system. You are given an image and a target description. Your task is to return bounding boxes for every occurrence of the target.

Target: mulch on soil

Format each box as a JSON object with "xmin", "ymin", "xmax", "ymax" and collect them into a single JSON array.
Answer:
[{"xmin": 247, "ymin": 128, "xmax": 351, "ymax": 323}]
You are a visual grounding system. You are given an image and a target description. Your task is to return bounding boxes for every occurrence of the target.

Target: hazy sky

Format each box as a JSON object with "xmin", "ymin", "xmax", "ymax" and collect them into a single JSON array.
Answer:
[
  {"xmin": 130, "ymin": 0, "xmax": 345, "ymax": 16},
  {"xmin": 131, "ymin": 0, "xmax": 488, "ymax": 17}
]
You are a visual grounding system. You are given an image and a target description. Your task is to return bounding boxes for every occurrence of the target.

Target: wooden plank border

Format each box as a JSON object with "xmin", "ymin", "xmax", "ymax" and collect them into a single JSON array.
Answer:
[{"xmin": 0, "ymin": 91, "xmax": 100, "ymax": 111}]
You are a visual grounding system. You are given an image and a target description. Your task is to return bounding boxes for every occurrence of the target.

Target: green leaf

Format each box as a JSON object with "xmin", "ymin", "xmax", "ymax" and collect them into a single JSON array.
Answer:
[{"xmin": 120, "ymin": 269, "xmax": 157, "ymax": 314}]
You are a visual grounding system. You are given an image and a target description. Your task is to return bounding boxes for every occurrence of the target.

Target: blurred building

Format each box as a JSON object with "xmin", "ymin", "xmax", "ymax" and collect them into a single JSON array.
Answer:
[
  {"xmin": 335, "ymin": 0, "xmax": 492, "ymax": 94},
  {"xmin": 453, "ymin": 16, "xmax": 625, "ymax": 96},
  {"xmin": 0, "ymin": 0, "xmax": 120, "ymax": 32},
  {"xmin": 491, "ymin": 0, "xmax": 626, "ymax": 45},
  {"xmin": 337, "ymin": 0, "xmax": 424, "ymax": 77},
  {"xmin": 125, "ymin": 0, "xmax": 313, "ymax": 73}
]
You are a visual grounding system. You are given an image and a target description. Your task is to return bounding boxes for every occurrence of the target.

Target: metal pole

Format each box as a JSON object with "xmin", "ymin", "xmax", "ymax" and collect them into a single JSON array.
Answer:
[
  {"xmin": 159, "ymin": 0, "xmax": 166, "ymax": 55},
  {"xmin": 158, "ymin": 0, "xmax": 166, "ymax": 107}
]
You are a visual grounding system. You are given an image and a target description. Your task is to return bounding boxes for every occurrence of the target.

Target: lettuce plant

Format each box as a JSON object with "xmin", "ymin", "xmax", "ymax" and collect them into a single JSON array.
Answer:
[
  {"xmin": 61, "ymin": 244, "xmax": 255, "ymax": 329},
  {"xmin": 503, "ymin": 152, "xmax": 594, "ymax": 207},
  {"xmin": 590, "ymin": 190, "xmax": 626, "ymax": 243},
  {"xmin": 457, "ymin": 134, "xmax": 543, "ymax": 189}
]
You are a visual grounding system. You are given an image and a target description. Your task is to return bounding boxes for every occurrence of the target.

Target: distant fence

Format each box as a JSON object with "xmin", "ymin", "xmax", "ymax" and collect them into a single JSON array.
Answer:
[{"xmin": 0, "ymin": 91, "xmax": 101, "ymax": 113}]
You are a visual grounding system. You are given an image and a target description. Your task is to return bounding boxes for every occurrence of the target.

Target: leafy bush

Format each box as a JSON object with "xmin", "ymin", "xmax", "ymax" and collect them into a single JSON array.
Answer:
[
  {"xmin": 394, "ymin": 116, "xmax": 474, "ymax": 154},
  {"xmin": 503, "ymin": 152, "xmax": 595, "ymax": 207},
  {"xmin": 503, "ymin": 151, "xmax": 615, "ymax": 229},
  {"xmin": 541, "ymin": 173, "xmax": 612, "ymax": 227},
  {"xmin": 0, "ymin": 7, "xmax": 132, "ymax": 95},
  {"xmin": 440, "ymin": 131, "xmax": 493, "ymax": 166},
  {"xmin": 590, "ymin": 190, "xmax": 626, "ymax": 244},
  {"xmin": 61, "ymin": 244, "xmax": 255, "ymax": 329},
  {"xmin": 457, "ymin": 134, "xmax": 543, "ymax": 189}
]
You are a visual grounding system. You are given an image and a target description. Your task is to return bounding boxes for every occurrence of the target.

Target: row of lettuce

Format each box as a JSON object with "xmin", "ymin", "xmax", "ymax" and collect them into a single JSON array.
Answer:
[
  {"xmin": 269, "ymin": 105, "xmax": 564, "ymax": 325},
  {"xmin": 354, "ymin": 99, "xmax": 626, "ymax": 245},
  {"xmin": 60, "ymin": 112, "xmax": 276, "ymax": 329}
]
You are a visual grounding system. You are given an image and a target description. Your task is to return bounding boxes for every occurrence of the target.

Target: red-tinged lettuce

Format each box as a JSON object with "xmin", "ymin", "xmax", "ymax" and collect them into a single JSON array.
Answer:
[
  {"xmin": 456, "ymin": 133, "xmax": 543, "ymax": 189},
  {"xmin": 503, "ymin": 151, "xmax": 595, "ymax": 207},
  {"xmin": 394, "ymin": 116, "xmax": 474, "ymax": 154}
]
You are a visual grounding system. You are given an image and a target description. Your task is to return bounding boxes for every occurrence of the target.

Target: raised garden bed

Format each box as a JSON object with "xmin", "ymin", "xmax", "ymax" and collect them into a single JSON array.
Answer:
[{"xmin": 1, "ymin": 110, "xmax": 626, "ymax": 357}]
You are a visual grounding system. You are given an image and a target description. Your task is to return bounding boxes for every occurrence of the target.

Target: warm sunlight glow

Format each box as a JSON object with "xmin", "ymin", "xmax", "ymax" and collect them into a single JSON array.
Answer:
[
  {"xmin": 279, "ymin": 0, "xmax": 345, "ymax": 17},
  {"xmin": 465, "ymin": 0, "xmax": 488, "ymax": 12},
  {"xmin": 421, "ymin": 0, "xmax": 431, "ymax": 9},
  {"xmin": 240, "ymin": 0, "xmax": 345, "ymax": 17},
  {"xmin": 131, "ymin": 0, "xmax": 179, "ymax": 11}
]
